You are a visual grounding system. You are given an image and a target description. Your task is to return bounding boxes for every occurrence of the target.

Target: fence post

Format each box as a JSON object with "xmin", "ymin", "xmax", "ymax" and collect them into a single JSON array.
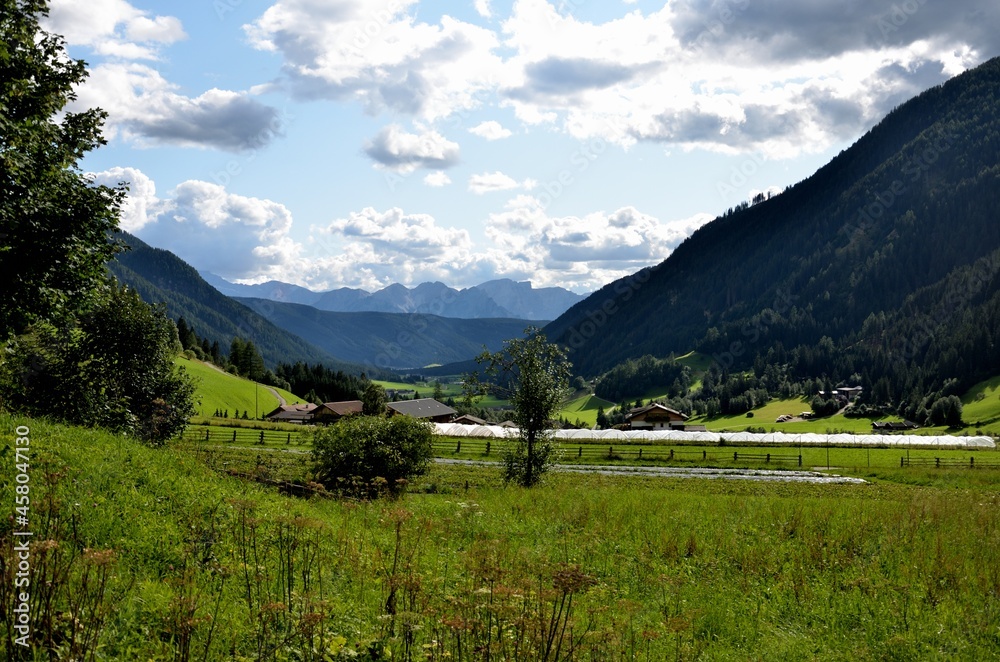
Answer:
[
  {"xmin": 734, "ymin": 451, "xmax": 738, "ymax": 462},
  {"xmin": 578, "ymin": 446, "xmax": 582, "ymax": 458},
  {"xmin": 205, "ymin": 429, "xmax": 210, "ymax": 442},
  {"xmin": 259, "ymin": 430, "xmax": 265, "ymax": 445},
  {"xmin": 702, "ymin": 449, "xmax": 706, "ymax": 460},
  {"xmin": 287, "ymin": 433, "xmax": 291, "ymax": 445},
  {"xmin": 456, "ymin": 441, "xmax": 461, "ymax": 454},
  {"xmin": 232, "ymin": 430, "xmax": 237, "ymax": 443},
  {"xmin": 638, "ymin": 448, "xmax": 642, "ymax": 460},
  {"xmin": 798, "ymin": 454, "xmax": 802, "ymax": 467},
  {"xmin": 935, "ymin": 457, "xmax": 940, "ymax": 468},
  {"xmin": 971, "ymin": 456, "xmax": 974, "ymax": 468},
  {"xmin": 900, "ymin": 456, "xmax": 904, "ymax": 468},
  {"xmin": 670, "ymin": 449, "xmax": 674, "ymax": 461},
  {"xmin": 609, "ymin": 446, "xmax": 614, "ymax": 459},
  {"xmin": 486, "ymin": 441, "xmax": 491, "ymax": 455},
  {"xmin": 766, "ymin": 453, "xmax": 770, "ymax": 463}
]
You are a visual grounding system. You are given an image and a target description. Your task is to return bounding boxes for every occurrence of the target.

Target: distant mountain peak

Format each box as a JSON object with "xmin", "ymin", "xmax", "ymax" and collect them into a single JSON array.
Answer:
[{"xmin": 200, "ymin": 273, "xmax": 586, "ymax": 320}]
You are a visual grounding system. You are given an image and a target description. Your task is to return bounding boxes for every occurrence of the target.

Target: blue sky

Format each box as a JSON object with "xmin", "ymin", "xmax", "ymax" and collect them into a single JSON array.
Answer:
[{"xmin": 50, "ymin": 0, "xmax": 997, "ymax": 293}]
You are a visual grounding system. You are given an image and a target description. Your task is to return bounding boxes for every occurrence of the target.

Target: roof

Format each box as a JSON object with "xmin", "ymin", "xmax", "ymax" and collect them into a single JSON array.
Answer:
[
  {"xmin": 626, "ymin": 403, "xmax": 688, "ymax": 421},
  {"xmin": 453, "ymin": 414, "xmax": 486, "ymax": 425},
  {"xmin": 265, "ymin": 402, "xmax": 317, "ymax": 421},
  {"xmin": 314, "ymin": 400, "xmax": 363, "ymax": 417},
  {"xmin": 387, "ymin": 398, "xmax": 458, "ymax": 419}
]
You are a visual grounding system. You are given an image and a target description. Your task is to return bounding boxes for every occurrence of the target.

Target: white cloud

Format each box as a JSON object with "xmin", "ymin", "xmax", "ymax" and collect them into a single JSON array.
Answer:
[
  {"xmin": 474, "ymin": 0, "xmax": 493, "ymax": 19},
  {"xmin": 245, "ymin": 0, "xmax": 506, "ymax": 122},
  {"xmin": 72, "ymin": 63, "xmax": 283, "ymax": 151},
  {"xmin": 468, "ymin": 171, "xmax": 528, "ymax": 195},
  {"xmin": 482, "ymin": 197, "xmax": 713, "ymax": 291},
  {"xmin": 364, "ymin": 124, "xmax": 461, "ymax": 173},
  {"xmin": 469, "ymin": 120, "xmax": 512, "ymax": 140},
  {"xmin": 311, "ymin": 207, "xmax": 480, "ymax": 289},
  {"xmin": 99, "ymin": 169, "xmax": 302, "ymax": 281},
  {"xmin": 424, "ymin": 171, "xmax": 452, "ymax": 187},
  {"xmin": 98, "ymin": 169, "xmax": 711, "ymax": 293},
  {"xmin": 493, "ymin": 0, "xmax": 993, "ymax": 156},
  {"xmin": 46, "ymin": 0, "xmax": 186, "ymax": 60},
  {"xmin": 89, "ymin": 166, "xmax": 163, "ymax": 232}
]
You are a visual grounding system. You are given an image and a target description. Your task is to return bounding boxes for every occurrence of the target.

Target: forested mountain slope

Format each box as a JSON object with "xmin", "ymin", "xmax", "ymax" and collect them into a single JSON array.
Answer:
[
  {"xmin": 108, "ymin": 233, "xmax": 355, "ymax": 371},
  {"xmin": 548, "ymin": 56, "xmax": 1000, "ymax": 402},
  {"xmin": 237, "ymin": 297, "xmax": 536, "ymax": 370}
]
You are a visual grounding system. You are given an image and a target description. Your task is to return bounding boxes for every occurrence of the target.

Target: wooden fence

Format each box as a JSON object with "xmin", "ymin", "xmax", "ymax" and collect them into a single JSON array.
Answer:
[
  {"xmin": 180, "ymin": 426, "xmax": 312, "ymax": 445},
  {"xmin": 900, "ymin": 456, "xmax": 1000, "ymax": 468}
]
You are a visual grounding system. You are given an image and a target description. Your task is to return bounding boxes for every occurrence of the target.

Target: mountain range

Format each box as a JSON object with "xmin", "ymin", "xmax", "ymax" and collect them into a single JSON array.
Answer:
[
  {"xmin": 200, "ymin": 272, "xmax": 584, "ymax": 321},
  {"xmin": 109, "ymin": 233, "xmax": 544, "ymax": 371},
  {"xmin": 545, "ymin": 55, "xmax": 1000, "ymax": 405},
  {"xmin": 107, "ymin": 233, "xmax": 355, "ymax": 371}
]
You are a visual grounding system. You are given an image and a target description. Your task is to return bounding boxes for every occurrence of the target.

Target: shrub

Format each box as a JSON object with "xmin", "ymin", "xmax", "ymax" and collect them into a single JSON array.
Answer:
[{"xmin": 312, "ymin": 415, "xmax": 433, "ymax": 498}]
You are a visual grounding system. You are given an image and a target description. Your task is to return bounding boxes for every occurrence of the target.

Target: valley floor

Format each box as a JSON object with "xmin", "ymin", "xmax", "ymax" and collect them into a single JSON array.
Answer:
[{"xmin": 5, "ymin": 413, "xmax": 1000, "ymax": 659}]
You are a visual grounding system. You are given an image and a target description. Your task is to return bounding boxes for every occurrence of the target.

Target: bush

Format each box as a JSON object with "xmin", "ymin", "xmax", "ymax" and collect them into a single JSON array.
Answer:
[
  {"xmin": 312, "ymin": 415, "xmax": 433, "ymax": 498},
  {"xmin": 0, "ymin": 283, "xmax": 195, "ymax": 444}
]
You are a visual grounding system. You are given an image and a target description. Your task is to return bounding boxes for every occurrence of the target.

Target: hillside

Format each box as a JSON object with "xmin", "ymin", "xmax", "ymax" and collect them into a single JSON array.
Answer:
[
  {"xmin": 548, "ymin": 56, "xmax": 1000, "ymax": 401},
  {"xmin": 108, "ymin": 233, "xmax": 357, "ymax": 371},
  {"xmin": 178, "ymin": 356, "xmax": 305, "ymax": 418},
  {"xmin": 237, "ymin": 297, "xmax": 537, "ymax": 370}
]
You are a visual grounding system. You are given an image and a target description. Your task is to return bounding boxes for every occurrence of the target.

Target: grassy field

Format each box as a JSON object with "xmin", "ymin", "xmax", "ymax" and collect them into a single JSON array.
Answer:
[
  {"xmin": 961, "ymin": 375, "xmax": 1000, "ymax": 433},
  {"xmin": 557, "ymin": 394, "xmax": 616, "ymax": 426},
  {"xmin": 7, "ymin": 411, "xmax": 1000, "ymax": 660},
  {"xmin": 687, "ymin": 380, "xmax": 1000, "ymax": 436},
  {"xmin": 374, "ymin": 378, "xmax": 510, "ymax": 409},
  {"xmin": 686, "ymin": 396, "xmax": 903, "ymax": 434},
  {"xmin": 178, "ymin": 356, "xmax": 305, "ymax": 418}
]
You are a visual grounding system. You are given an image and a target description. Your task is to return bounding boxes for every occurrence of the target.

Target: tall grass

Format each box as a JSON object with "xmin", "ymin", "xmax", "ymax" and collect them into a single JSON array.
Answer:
[{"xmin": 3, "ymin": 413, "xmax": 1000, "ymax": 659}]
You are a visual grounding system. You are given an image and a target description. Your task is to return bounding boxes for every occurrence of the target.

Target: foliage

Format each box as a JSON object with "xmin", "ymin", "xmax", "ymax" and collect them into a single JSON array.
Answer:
[
  {"xmin": 273, "ymin": 361, "xmax": 366, "ymax": 404},
  {"xmin": 0, "ymin": 282, "xmax": 196, "ymax": 443},
  {"xmin": 361, "ymin": 380, "xmax": 387, "ymax": 415},
  {"xmin": 929, "ymin": 395, "xmax": 963, "ymax": 427},
  {"xmin": 467, "ymin": 328, "xmax": 572, "ymax": 486},
  {"xmin": 0, "ymin": 0, "xmax": 125, "ymax": 336},
  {"xmin": 311, "ymin": 415, "xmax": 433, "ymax": 497},
  {"xmin": 595, "ymin": 354, "xmax": 691, "ymax": 402}
]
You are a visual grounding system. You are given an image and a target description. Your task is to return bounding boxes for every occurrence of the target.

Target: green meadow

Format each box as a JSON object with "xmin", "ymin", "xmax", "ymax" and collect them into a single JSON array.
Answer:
[
  {"xmin": 5, "ymin": 412, "xmax": 1000, "ymax": 660},
  {"xmin": 557, "ymin": 394, "xmax": 616, "ymax": 426},
  {"xmin": 178, "ymin": 356, "xmax": 305, "ymax": 418}
]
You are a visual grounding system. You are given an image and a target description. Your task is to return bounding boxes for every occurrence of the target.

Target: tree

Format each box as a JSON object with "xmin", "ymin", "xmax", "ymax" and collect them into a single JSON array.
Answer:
[
  {"xmin": 466, "ymin": 328, "xmax": 572, "ymax": 487},
  {"xmin": 312, "ymin": 415, "xmax": 433, "ymax": 498},
  {"xmin": 0, "ymin": 283, "xmax": 196, "ymax": 443},
  {"xmin": 929, "ymin": 395, "xmax": 963, "ymax": 427},
  {"xmin": 0, "ymin": 0, "xmax": 125, "ymax": 336},
  {"xmin": 596, "ymin": 406, "xmax": 609, "ymax": 430},
  {"xmin": 362, "ymin": 380, "xmax": 387, "ymax": 415}
]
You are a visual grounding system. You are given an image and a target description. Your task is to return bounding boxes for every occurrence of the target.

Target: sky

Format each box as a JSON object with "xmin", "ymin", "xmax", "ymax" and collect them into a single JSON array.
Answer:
[{"xmin": 50, "ymin": 0, "xmax": 998, "ymax": 294}]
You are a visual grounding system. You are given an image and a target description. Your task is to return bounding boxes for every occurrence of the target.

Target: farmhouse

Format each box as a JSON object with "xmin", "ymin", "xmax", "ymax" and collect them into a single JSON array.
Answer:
[
  {"xmin": 626, "ymin": 403, "xmax": 688, "ymax": 430},
  {"xmin": 264, "ymin": 402, "xmax": 317, "ymax": 424},
  {"xmin": 312, "ymin": 400, "xmax": 363, "ymax": 424},
  {"xmin": 387, "ymin": 398, "xmax": 457, "ymax": 423}
]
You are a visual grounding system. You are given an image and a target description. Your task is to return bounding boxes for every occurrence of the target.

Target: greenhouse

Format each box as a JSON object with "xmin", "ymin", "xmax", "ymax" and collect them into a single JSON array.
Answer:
[{"xmin": 432, "ymin": 423, "xmax": 996, "ymax": 449}]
